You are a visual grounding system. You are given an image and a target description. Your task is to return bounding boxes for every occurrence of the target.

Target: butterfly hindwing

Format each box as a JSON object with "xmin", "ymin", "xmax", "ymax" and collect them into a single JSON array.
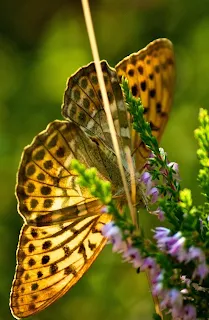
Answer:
[
  {"xmin": 115, "ymin": 38, "xmax": 175, "ymax": 169},
  {"xmin": 11, "ymin": 213, "xmax": 110, "ymax": 318}
]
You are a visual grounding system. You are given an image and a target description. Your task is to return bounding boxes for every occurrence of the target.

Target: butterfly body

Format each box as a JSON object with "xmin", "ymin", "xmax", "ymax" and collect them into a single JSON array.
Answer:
[{"xmin": 10, "ymin": 38, "xmax": 175, "ymax": 319}]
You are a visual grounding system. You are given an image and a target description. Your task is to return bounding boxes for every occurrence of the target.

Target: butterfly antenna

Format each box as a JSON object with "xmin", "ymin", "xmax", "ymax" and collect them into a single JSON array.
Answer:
[{"xmin": 81, "ymin": 0, "xmax": 134, "ymax": 219}]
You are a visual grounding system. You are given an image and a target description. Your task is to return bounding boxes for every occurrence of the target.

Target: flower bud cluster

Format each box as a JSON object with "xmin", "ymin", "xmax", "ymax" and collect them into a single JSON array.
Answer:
[{"xmin": 102, "ymin": 222, "xmax": 198, "ymax": 319}]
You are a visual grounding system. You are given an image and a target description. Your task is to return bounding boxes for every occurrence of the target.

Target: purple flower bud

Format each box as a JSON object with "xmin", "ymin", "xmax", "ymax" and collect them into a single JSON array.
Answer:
[
  {"xmin": 168, "ymin": 162, "xmax": 179, "ymax": 172},
  {"xmin": 102, "ymin": 222, "xmax": 126, "ymax": 253},
  {"xmin": 141, "ymin": 257, "xmax": 155, "ymax": 270},
  {"xmin": 161, "ymin": 289, "xmax": 183, "ymax": 316},
  {"xmin": 152, "ymin": 207, "xmax": 165, "ymax": 221},
  {"xmin": 187, "ymin": 246, "xmax": 206, "ymax": 263},
  {"xmin": 171, "ymin": 307, "xmax": 184, "ymax": 319},
  {"xmin": 154, "ymin": 227, "xmax": 170, "ymax": 241},
  {"xmin": 123, "ymin": 247, "xmax": 143, "ymax": 268},
  {"xmin": 158, "ymin": 211, "xmax": 165, "ymax": 221},
  {"xmin": 154, "ymin": 272, "xmax": 164, "ymax": 283},
  {"xmin": 141, "ymin": 257, "xmax": 159, "ymax": 278},
  {"xmin": 154, "ymin": 227, "xmax": 170, "ymax": 239},
  {"xmin": 183, "ymin": 304, "xmax": 197, "ymax": 320},
  {"xmin": 167, "ymin": 162, "xmax": 180, "ymax": 181},
  {"xmin": 168, "ymin": 236, "xmax": 186, "ymax": 257},
  {"xmin": 149, "ymin": 151, "xmax": 155, "ymax": 159},
  {"xmin": 101, "ymin": 206, "xmax": 108, "ymax": 213},
  {"xmin": 164, "ymin": 232, "xmax": 187, "ymax": 262},
  {"xmin": 102, "ymin": 222, "xmax": 115, "ymax": 236},
  {"xmin": 152, "ymin": 282, "xmax": 163, "ymax": 296},
  {"xmin": 166, "ymin": 231, "xmax": 182, "ymax": 248},
  {"xmin": 180, "ymin": 275, "xmax": 191, "ymax": 287},
  {"xmin": 193, "ymin": 262, "xmax": 209, "ymax": 280},
  {"xmin": 152, "ymin": 272, "xmax": 164, "ymax": 295},
  {"xmin": 168, "ymin": 289, "xmax": 183, "ymax": 308},
  {"xmin": 154, "ymin": 230, "xmax": 189, "ymax": 261},
  {"xmin": 140, "ymin": 171, "xmax": 152, "ymax": 184},
  {"xmin": 112, "ymin": 237, "xmax": 127, "ymax": 253},
  {"xmin": 147, "ymin": 187, "xmax": 159, "ymax": 203}
]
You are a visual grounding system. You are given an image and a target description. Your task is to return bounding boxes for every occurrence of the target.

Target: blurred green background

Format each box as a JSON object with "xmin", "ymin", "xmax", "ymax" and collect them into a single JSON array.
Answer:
[{"xmin": 0, "ymin": 0, "xmax": 208, "ymax": 319}]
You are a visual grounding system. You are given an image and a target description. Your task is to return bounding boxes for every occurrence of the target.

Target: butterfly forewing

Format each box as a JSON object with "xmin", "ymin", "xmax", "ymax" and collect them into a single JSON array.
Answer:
[
  {"xmin": 115, "ymin": 38, "xmax": 175, "ymax": 169},
  {"xmin": 11, "ymin": 38, "xmax": 175, "ymax": 319},
  {"xmin": 11, "ymin": 119, "xmax": 125, "ymax": 318},
  {"xmin": 16, "ymin": 120, "xmax": 124, "ymax": 226}
]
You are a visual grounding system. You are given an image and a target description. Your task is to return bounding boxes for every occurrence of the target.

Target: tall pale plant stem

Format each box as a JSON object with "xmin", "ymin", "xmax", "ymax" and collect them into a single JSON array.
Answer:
[
  {"xmin": 81, "ymin": 1, "xmax": 163, "ymax": 318},
  {"xmin": 146, "ymin": 271, "xmax": 163, "ymax": 319},
  {"xmin": 81, "ymin": 0, "xmax": 134, "ymax": 222}
]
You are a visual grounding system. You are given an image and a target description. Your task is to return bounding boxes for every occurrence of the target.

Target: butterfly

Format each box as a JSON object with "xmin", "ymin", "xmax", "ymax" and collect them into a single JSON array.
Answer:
[{"xmin": 10, "ymin": 38, "xmax": 175, "ymax": 319}]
